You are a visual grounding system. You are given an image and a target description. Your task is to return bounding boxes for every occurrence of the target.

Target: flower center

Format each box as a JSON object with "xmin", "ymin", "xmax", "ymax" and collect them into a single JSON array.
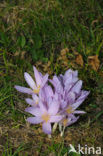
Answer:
[
  {"xmin": 41, "ymin": 113, "xmax": 50, "ymax": 123},
  {"xmin": 33, "ymin": 85, "xmax": 40, "ymax": 94},
  {"xmin": 35, "ymin": 100, "xmax": 39, "ymax": 105},
  {"xmin": 66, "ymin": 106, "xmax": 74, "ymax": 114},
  {"xmin": 62, "ymin": 118, "xmax": 68, "ymax": 126}
]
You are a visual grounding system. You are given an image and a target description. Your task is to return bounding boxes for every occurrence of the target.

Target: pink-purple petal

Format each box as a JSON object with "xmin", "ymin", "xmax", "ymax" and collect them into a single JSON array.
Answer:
[
  {"xmin": 49, "ymin": 79, "xmax": 56, "ymax": 87},
  {"xmin": 61, "ymin": 100, "xmax": 67, "ymax": 109},
  {"xmin": 25, "ymin": 107, "xmax": 41, "ymax": 116},
  {"xmin": 27, "ymin": 117, "xmax": 43, "ymax": 124},
  {"xmin": 14, "ymin": 85, "xmax": 33, "ymax": 94},
  {"xmin": 33, "ymin": 66, "xmax": 42, "ymax": 87},
  {"xmin": 25, "ymin": 98, "xmax": 36, "ymax": 106},
  {"xmin": 64, "ymin": 73, "xmax": 72, "ymax": 84},
  {"xmin": 24, "ymin": 72, "xmax": 36, "ymax": 90},
  {"xmin": 74, "ymin": 110, "xmax": 86, "ymax": 114},
  {"xmin": 66, "ymin": 116, "xmax": 79, "ymax": 127},
  {"xmin": 49, "ymin": 115, "xmax": 63, "ymax": 123},
  {"xmin": 41, "ymin": 74, "xmax": 49, "ymax": 88},
  {"xmin": 42, "ymin": 122, "xmax": 51, "ymax": 134},
  {"xmin": 32, "ymin": 94, "xmax": 39, "ymax": 102},
  {"xmin": 73, "ymin": 70, "xmax": 78, "ymax": 77},
  {"xmin": 48, "ymin": 100, "xmax": 59, "ymax": 115},
  {"xmin": 72, "ymin": 91, "xmax": 90, "ymax": 110},
  {"xmin": 44, "ymin": 85, "xmax": 53, "ymax": 99},
  {"xmin": 39, "ymin": 101, "xmax": 47, "ymax": 114},
  {"xmin": 67, "ymin": 92, "xmax": 76, "ymax": 104},
  {"xmin": 71, "ymin": 80, "xmax": 82, "ymax": 94},
  {"xmin": 78, "ymin": 91, "xmax": 90, "ymax": 100},
  {"xmin": 71, "ymin": 99, "xmax": 84, "ymax": 110}
]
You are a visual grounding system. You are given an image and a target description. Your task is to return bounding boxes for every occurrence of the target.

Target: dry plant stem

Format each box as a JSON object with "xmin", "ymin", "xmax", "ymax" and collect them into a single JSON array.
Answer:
[{"xmin": 53, "ymin": 123, "xmax": 58, "ymax": 132}]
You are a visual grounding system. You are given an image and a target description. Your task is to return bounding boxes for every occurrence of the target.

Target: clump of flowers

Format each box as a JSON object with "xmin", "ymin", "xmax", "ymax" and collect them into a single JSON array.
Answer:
[{"xmin": 15, "ymin": 66, "xmax": 90, "ymax": 136}]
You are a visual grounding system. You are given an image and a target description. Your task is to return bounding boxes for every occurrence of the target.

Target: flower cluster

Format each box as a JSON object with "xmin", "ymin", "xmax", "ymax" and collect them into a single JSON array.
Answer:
[{"xmin": 15, "ymin": 66, "xmax": 89, "ymax": 135}]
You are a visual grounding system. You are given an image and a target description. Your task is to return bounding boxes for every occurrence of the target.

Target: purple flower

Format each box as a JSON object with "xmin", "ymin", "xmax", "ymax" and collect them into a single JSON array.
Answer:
[
  {"xmin": 25, "ymin": 100, "xmax": 63, "ymax": 134},
  {"xmin": 49, "ymin": 69, "xmax": 90, "ymax": 128},
  {"xmin": 60, "ymin": 114, "xmax": 80, "ymax": 127},
  {"xmin": 14, "ymin": 66, "xmax": 90, "ymax": 135},
  {"xmin": 60, "ymin": 89, "xmax": 89, "ymax": 129},
  {"xmin": 49, "ymin": 75, "xmax": 63, "ymax": 94},
  {"xmin": 25, "ymin": 94, "xmax": 39, "ymax": 107},
  {"xmin": 14, "ymin": 66, "xmax": 48, "ymax": 95}
]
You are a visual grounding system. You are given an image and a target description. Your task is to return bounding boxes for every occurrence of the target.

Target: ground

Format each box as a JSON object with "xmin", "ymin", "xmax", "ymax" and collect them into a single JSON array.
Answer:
[{"xmin": 0, "ymin": 0, "xmax": 103, "ymax": 155}]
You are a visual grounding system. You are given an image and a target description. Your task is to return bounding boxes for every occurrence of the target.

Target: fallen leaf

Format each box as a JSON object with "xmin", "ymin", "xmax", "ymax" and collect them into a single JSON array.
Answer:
[
  {"xmin": 60, "ymin": 48, "xmax": 69, "ymax": 56},
  {"xmin": 88, "ymin": 55, "xmax": 100, "ymax": 71},
  {"xmin": 14, "ymin": 51, "xmax": 20, "ymax": 56},
  {"xmin": 75, "ymin": 54, "xmax": 84, "ymax": 66},
  {"xmin": 21, "ymin": 51, "xmax": 26, "ymax": 59}
]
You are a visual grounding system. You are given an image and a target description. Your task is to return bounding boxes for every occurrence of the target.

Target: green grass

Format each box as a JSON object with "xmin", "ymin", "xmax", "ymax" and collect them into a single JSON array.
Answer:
[
  {"xmin": 0, "ymin": 0, "xmax": 103, "ymax": 62},
  {"xmin": 0, "ymin": 0, "xmax": 103, "ymax": 155},
  {"xmin": 2, "ymin": 142, "xmax": 28, "ymax": 156}
]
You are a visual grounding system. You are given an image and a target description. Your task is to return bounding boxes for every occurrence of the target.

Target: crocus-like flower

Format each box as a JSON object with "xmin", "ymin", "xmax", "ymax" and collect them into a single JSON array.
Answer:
[
  {"xmin": 62, "ymin": 114, "xmax": 80, "ymax": 127},
  {"xmin": 15, "ymin": 66, "xmax": 90, "ymax": 136},
  {"xmin": 49, "ymin": 69, "xmax": 79, "ymax": 94},
  {"xmin": 14, "ymin": 66, "xmax": 48, "ymax": 95},
  {"xmin": 49, "ymin": 70, "xmax": 90, "ymax": 131},
  {"xmin": 25, "ymin": 100, "xmax": 63, "ymax": 134},
  {"xmin": 63, "ymin": 69, "xmax": 78, "ymax": 92},
  {"xmin": 25, "ymin": 94, "xmax": 39, "ymax": 107}
]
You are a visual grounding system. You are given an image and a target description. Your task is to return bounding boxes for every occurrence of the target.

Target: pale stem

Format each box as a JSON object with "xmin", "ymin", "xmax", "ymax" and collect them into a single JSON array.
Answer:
[
  {"xmin": 59, "ymin": 123, "xmax": 62, "ymax": 132},
  {"xmin": 53, "ymin": 123, "xmax": 58, "ymax": 132},
  {"xmin": 60, "ymin": 126, "xmax": 66, "ymax": 137}
]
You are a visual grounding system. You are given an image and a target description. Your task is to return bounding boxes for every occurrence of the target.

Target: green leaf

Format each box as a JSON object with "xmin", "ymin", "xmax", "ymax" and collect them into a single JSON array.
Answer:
[
  {"xmin": 21, "ymin": 35, "xmax": 26, "ymax": 48},
  {"xmin": 31, "ymin": 49, "xmax": 38, "ymax": 61},
  {"xmin": 69, "ymin": 152, "xmax": 81, "ymax": 156},
  {"xmin": 41, "ymin": 57, "xmax": 48, "ymax": 63},
  {"xmin": 91, "ymin": 111, "xmax": 103, "ymax": 123},
  {"xmin": 33, "ymin": 34, "xmax": 42, "ymax": 49}
]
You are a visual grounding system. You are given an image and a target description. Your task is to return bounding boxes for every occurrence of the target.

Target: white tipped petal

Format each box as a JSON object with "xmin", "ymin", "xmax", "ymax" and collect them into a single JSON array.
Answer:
[
  {"xmin": 39, "ymin": 101, "xmax": 47, "ymax": 114},
  {"xmin": 24, "ymin": 72, "xmax": 36, "ymax": 90},
  {"xmin": 49, "ymin": 115, "xmax": 63, "ymax": 123},
  {"xmin": 71, "ymin": 80, "xmax": 82, "ymax": 94},
  {"xmin": 27, "ymin": 117, "xmax": 43, "ymax": 124},
  {"xmin": 74, "ymin": 110, "xmax": 86, "ymax": 114},
  {"xmin": 41, "ymin": 74, "xmax": 49, "ymax": 88},
  {"xmin": 25, "ymin": 107, "xmax": 42, "ymax": 116},
  {"xmin": 33, "ymin": 66, "xmax": 42, "ymax": 86},
  {"xmin": 14, "ymin": 85, "xmax": 33, "ymax": 94},
  {"xmin": 25, "ymin": 98, "xmax": 35, "ymax": 106},
  {"xmin": 48, "ymin": 100, "xmax": 59, "ymax": 115}
]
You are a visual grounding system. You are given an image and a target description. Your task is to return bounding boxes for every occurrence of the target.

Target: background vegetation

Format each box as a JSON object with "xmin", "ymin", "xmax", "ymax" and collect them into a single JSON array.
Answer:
[{"xmin": 0, "ymin": 0, "xmax": 103, "ymax": 155}]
